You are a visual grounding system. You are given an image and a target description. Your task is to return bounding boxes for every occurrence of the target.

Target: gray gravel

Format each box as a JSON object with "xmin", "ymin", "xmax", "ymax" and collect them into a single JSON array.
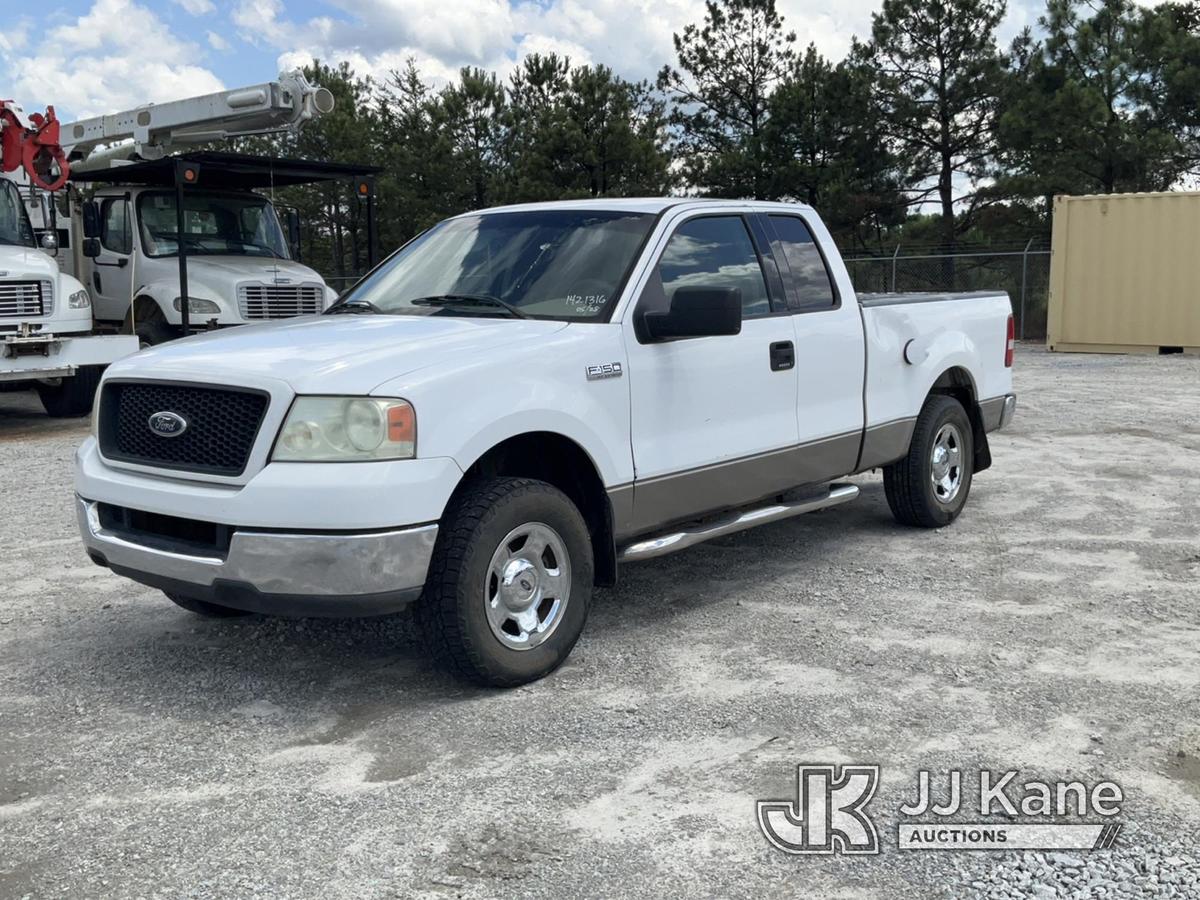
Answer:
[{"xmin": 0, "ymin": 345, "xmax": 1198, "ymax": 899}]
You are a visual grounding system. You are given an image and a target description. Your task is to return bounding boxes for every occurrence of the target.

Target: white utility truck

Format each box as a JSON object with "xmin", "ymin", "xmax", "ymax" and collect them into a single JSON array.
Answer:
[
  {"xmin": 0, "ymin": 176, "xmax": 136, "ymax": 415},
  {"xmin": 58, "ymin": 71, "xmax": 340, "ymax": 345},
  {"xmin": 75, "ymin": 199, "xmax": 1017, "ymax": 685}
]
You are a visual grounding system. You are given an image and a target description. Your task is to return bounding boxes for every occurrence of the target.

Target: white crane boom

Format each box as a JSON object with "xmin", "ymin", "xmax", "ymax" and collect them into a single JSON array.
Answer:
[{"xmin": 62, "ymin": 71, "xmax": 335, "ymax": 172}]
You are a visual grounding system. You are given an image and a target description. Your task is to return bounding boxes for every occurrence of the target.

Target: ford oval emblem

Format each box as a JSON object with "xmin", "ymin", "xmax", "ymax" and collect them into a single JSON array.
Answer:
[{"xmin": 148, "ymin": 411, "xmax": 188, "ymax": 438}]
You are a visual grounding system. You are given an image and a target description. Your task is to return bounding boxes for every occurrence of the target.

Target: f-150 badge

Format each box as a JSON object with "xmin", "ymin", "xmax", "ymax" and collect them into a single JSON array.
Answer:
[{"xmin": 586, "ymin": 362, "xmax": 623, "ymax": 381}]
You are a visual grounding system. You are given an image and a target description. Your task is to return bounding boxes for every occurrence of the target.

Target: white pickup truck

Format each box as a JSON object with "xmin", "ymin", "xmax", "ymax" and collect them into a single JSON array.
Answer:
[{"xmin": 75, "ymin": 199, "xmax": 1016, "ymax": 686}]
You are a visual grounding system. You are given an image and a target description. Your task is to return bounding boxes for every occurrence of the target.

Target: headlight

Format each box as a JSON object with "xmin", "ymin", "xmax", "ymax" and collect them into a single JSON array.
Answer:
[
  {"xmin": 272, "ymin": 397, "xmax": 416, "ymax": 462},
  {"xmin": 173, "ymin": 296, "xmax": 222, "ymax": 314},
  {"xmin": 68, "ymin": 289, "xmax": 90, "ymax": 309}
]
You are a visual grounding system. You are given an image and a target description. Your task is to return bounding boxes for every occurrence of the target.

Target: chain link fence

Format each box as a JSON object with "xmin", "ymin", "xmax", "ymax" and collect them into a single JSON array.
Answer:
[{"xmin": 841, "ymin": 243, "xmax": 1052, "ymax": 340}]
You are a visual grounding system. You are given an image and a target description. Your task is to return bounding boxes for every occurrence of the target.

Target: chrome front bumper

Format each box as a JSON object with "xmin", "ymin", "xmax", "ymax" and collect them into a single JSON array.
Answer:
[{"xmin": 77, "ymin": 496, "xmax": 437, "ymax": 617}]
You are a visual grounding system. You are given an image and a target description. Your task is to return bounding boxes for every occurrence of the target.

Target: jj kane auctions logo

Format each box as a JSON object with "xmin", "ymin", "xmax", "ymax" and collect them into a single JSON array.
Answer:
[{"xmin": 758, "ymin": 765, "xmax": 1124, "ymax": 854}]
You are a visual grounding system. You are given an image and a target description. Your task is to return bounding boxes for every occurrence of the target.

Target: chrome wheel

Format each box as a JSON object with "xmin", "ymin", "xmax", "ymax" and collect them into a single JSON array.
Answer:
[
  {"xmin": 930, "ymin": 423, "xmax": 964, "ymax": 504},
  {"xmin": 484, "ymin": 522, "xmax": 571, "ymax": 651}
]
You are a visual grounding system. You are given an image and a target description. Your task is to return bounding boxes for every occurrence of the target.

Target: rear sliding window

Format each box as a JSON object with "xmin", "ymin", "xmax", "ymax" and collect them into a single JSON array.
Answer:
[{"xmin": 768, "ymin": 215, "xmax": 837, "ymax": 310}]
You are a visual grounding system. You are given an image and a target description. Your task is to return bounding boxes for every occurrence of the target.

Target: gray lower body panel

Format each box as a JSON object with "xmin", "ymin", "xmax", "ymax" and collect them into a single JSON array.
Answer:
[
  {"xmin": 855, "ymin": 417, "xmax": 917, "ymax": 472},
  {"xmin": 616, "ymin": 431, "xmax": 860, "ymax": 539}
]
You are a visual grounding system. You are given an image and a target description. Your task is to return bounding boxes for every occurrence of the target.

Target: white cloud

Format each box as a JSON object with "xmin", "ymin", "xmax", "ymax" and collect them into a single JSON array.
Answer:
[
  {"xmin": 207, "ymin": 30, "xmax": 231, "ymax": 51},
  {"xmin": 0, "ymin": 0, "xmax": 224, "ymax": 119},
  {"xmin": 174, "ymin": 0, "xmax": 217, "ymax": 14}
]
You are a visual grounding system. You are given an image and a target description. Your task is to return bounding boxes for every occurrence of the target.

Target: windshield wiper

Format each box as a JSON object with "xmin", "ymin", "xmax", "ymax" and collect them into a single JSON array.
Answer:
[
  {"xmin": 326, "ymin": 298, "xmax": 382, "ymax": 315},
  {"xmin": 410, "ymin": 293, "xmax": 529, "ymax": 319}
]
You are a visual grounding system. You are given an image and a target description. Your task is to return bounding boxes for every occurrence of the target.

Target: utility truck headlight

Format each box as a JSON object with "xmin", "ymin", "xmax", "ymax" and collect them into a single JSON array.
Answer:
[
  {"xmin": 68, "ymin": 289, "xmax": 90, "ymax": 309},
  {"xmin": 173, "ymin": 296, "xmax": 221, "ymax": 314},
  {"xmin": 272, "ymin": 397, "xmax": 416, "ymax": 462}
]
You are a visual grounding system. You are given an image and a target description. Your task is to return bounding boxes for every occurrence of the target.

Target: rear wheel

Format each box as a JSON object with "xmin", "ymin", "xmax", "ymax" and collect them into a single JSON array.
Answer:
[
  {"xmin": 884, "ymin": 394, "xmax": 974, "ymax": 528},
  {"xmin": 415, "ymin": 477, "xmax": 593, "ymax": 687},
  {"xmin": 164, "ymin": 592, "xmax": 252, "ymax": 618},
  {"xmin": 36, "ymin": 365, "xmax": 103, "ymax": 417}
]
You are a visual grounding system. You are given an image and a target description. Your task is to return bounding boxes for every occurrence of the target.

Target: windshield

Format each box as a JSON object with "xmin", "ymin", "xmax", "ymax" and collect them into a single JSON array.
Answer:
[
  {"xmin": 333, "ymin": 209, "xmax": 655, "ymax": 321},
  {"xmin": 137, "ymin": 191, "xmax": 289, "ymax": 259},
  {"xmin": 0, "ymin": 181, "xmax": 36, "ymax": 248}
]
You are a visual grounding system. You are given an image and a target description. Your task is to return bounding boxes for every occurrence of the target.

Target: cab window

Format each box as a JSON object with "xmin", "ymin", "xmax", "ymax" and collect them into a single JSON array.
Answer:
[
  {"xmin": 767, "ymin": 215, "xmax": 837, "ymax": 310},
  {"xmin": 100, "ymin": 199, "xmax": 132, "ymax": 255},
  {"xmin": 656, "ymin": 216, "xmax": 772, "ymax": 318}
]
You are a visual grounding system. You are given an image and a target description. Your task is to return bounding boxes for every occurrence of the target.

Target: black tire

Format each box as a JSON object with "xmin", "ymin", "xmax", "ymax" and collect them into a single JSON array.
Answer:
[
  {"xmin": 164, "ymin": 592, "xmax": 252, "ymax": 618},
  {"xmin": 884, "ymin": 394, "xmax": 974, "ymax": 528},
  {"xmin": 134, "ymin": 315, "xmax": 176, "ymax": 348},
  {"xmin": 36, "ymin": 365, "xmax": 103, "ymax": 417},
  {"xmin": 415, "ymin": 477, "xmax": 593, "ymax": 687}
]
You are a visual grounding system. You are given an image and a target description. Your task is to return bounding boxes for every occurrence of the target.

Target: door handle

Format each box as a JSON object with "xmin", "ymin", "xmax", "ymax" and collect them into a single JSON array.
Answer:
[
  {"xmin": 769, "ymin": 340, "xmax": 795, "ymax": 371},
  {"xmin": 95, "ymin": 257, "xmax": 128, "ymax": 268},
  {"xmin": 93, "ymin": 271, "xmax": 102, "ymax": 294}
]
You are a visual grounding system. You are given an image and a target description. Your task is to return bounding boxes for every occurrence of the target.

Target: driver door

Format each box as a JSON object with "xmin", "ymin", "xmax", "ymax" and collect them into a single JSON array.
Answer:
[
  {"xmin": 90, "ymin": 196, "xmax": 135, "ymax": 322},
  {"xmin": 623, "ymin": 212, "xmax": 799, "ymax": 534}
]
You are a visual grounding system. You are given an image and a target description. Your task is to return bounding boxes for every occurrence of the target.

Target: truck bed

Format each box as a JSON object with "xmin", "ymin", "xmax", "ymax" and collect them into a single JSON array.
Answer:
[{"xmin": 857, "ymin": 290, "xmax": 1013, "ymax": 433}]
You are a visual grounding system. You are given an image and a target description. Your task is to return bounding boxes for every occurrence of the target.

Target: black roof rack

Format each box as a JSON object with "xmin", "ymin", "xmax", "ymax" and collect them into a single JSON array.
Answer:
[{"xmin": 69, "ymin": 151, "xmax": 381, "ymax": 189}]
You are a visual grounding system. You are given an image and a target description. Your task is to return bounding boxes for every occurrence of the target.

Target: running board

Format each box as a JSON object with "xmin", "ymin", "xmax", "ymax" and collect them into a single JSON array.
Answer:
[{"xmin": 616, "ymin": 483, "xmax": 860, "ymax": 563}]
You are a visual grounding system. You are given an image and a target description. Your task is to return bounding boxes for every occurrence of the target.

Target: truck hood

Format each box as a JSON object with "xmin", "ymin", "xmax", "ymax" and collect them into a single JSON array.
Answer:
[
  {"xmin": 115, "ymin": 314, "xmax": 570, "ymax": 394},
  {"xmin": 144, "ymin": 256, "xmax": 322, "ymax": 293},
  {"xmin": 0, "ymin": 246, "xmax": 59, "ymax": 280}
]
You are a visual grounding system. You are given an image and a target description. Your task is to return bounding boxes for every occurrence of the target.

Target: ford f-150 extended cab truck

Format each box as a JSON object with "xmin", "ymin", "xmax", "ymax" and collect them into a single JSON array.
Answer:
[{"xmin": 75, "ymin": 199, "xmax": 1016, "ymax": 686}]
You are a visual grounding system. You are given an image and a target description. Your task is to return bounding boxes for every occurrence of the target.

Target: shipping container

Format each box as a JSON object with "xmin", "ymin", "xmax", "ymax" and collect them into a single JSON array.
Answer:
[{"xmin": 1047, "ymin": 191, "xmax": 1200, "ymax": 353}]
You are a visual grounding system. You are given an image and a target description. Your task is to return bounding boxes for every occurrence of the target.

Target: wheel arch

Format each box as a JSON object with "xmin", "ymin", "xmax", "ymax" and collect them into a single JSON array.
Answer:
[
  {"xmin": 453, "ymin": 431, "xmax": 617, "ymax": 587},
  {"xmin": 927, "ymin": 365, "xmax": 991, "ymax": 473}
]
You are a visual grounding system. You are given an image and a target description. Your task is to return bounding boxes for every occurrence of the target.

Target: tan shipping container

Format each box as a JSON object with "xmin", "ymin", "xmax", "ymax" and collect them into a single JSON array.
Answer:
[{"xmin": 1047, "ymin": 191, "xmax": 1200, "ymax": 353}]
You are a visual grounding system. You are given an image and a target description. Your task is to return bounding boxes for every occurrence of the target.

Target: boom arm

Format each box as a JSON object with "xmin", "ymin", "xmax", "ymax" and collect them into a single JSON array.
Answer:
[{"xmin": 1, "ymin": 71, "xmax": 334, "ymax": 189}]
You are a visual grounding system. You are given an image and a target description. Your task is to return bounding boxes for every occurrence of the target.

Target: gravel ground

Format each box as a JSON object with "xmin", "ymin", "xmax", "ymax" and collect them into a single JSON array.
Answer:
[{"xmin": 0, "ymin": 345, "xmax": 1197, "ymax": 899}]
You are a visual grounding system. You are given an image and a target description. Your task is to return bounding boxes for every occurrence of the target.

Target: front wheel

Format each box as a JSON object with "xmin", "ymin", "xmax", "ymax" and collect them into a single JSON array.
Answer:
[
  {"xmin": 884, "ymin": 394, "xmax": 974, "ymax": 528},
  {"xmin": 36, "ymin": 365, "xmax": 103, "ymax": 417},
  {"xmin": 415, "ymin": 477, "xmax": 593, "ymax": 687}
]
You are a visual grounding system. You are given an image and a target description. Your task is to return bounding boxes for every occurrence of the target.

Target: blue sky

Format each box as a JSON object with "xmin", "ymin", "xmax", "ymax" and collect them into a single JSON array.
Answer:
[{"xmin": 3, "ymin": 0, "xmax": 1116, "ymax": 122}]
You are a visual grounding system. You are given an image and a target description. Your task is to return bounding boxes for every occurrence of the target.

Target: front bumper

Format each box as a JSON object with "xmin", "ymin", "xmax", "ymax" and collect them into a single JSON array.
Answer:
[
  {"xmin": 77, "ymin": 496, "xmax": 437, "ymax": 617},
  {"xmin": 1, "ymin": 333, "xmax": 138, "ymax": 382}
]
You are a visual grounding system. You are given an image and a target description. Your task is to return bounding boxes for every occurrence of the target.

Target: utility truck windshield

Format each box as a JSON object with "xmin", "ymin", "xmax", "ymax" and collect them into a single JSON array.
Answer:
[
  {"xmin": 137, "ymin": 191, "xmax": 289, "ymax": 259},
  {"xmin": 0, "ymin": 180, "xmax": 36, "ymax": 248},
  {"xmin": 331, "ymin": 209, "xmax": 654, "ymax": 321}
]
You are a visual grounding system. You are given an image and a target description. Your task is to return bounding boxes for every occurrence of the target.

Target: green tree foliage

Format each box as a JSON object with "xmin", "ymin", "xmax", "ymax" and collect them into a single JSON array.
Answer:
[
  {"xmin": 998, "ymin": 0, "xmax": 1200, "ymax": 205},
  {"xmin": 764, "ymin": 45, "xmax": 907, "ymax": 246},
  {"xmin": 866, "ymin": 0, "xmax": 1008, "ymax": 250},
  {"xmin": 657, "ymin": 0, "xmax": 796, "ymax": 199}
]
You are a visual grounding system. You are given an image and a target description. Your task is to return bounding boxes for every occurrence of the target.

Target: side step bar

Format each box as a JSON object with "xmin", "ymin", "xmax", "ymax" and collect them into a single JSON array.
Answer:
[{"xmin": 617, "ymin": 483, "xmax": 860, "ymax": 563}]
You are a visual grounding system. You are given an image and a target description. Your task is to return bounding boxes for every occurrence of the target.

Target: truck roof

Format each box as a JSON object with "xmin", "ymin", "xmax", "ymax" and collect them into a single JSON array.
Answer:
[{"xmin": 458, "ymin": 198, "xmax": 819, "ymax": 216}]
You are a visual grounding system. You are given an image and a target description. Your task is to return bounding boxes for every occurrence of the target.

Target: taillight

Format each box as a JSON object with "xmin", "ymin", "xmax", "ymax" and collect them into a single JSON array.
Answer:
[{"xmin": 1004, "ymin": 315, "xmax": 1015, "ymax": 367}]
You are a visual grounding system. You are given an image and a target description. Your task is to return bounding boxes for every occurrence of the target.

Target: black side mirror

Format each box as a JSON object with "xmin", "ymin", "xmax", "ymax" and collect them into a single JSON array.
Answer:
[
  {"xmin": 82, "ymin": 237, "xmax": 101, "ymax": 259},
  {"xmin": 642, "ymin": 286, "xmax": 742, "ymax": 341},
  {"xmin": 82, "ymin": 200, "xmax": 101, "ymax": 239}
]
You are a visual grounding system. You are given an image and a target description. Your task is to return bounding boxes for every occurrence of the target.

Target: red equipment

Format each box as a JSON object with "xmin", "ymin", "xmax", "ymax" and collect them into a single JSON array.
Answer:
[{"xmin": 0, "ymin": 101, "xmax": 70, "ymax": 192}]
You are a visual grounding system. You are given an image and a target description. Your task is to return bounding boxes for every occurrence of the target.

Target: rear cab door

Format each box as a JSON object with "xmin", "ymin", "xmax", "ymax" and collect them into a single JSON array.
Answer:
[
  {"xmin": 756, "ymin": 209, "xmax": 866, "ymax": 476},
  {"xmin": 620, "ymin": 205, "xmax": 800, "ymax": 535}
]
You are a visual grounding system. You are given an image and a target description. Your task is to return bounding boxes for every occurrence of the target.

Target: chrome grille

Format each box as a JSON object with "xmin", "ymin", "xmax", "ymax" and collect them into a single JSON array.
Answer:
[
  {"xmin": 0, "ymin": 280, "xmax": 52, "ymax": 318},
  {"xmin": 237, "ymin": 283, "xmax": 324, "ymax": 319}
]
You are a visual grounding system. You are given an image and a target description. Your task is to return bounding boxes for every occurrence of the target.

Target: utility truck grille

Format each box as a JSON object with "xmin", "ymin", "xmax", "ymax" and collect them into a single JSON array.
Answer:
[
  {"xmin": 98, "ymin": 381, "xmax": 269, "ymax": 477},
  {"xmin": 0, "ymin": 280, "xmax": 52, "ymax": 318},
  {"xmin": 237, "ymin": 283, "xmax": 324, "ymax": 319}
]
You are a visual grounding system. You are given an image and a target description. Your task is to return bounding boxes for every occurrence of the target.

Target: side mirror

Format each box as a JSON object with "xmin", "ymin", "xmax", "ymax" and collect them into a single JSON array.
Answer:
[
  {"xmin": 82, "ymin": 237, "xmax": 101, "ymax": 259},
  {"xmin": 82, "ymin": 200, "xmax": 101, "ymax": 239},
  {"xmin": 40, "ymin": 231, "xmax": 59, "ymax": 253},
  {"xmin": 642, "ymin": 286, "xmax": 742, "ymax": 341}
]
